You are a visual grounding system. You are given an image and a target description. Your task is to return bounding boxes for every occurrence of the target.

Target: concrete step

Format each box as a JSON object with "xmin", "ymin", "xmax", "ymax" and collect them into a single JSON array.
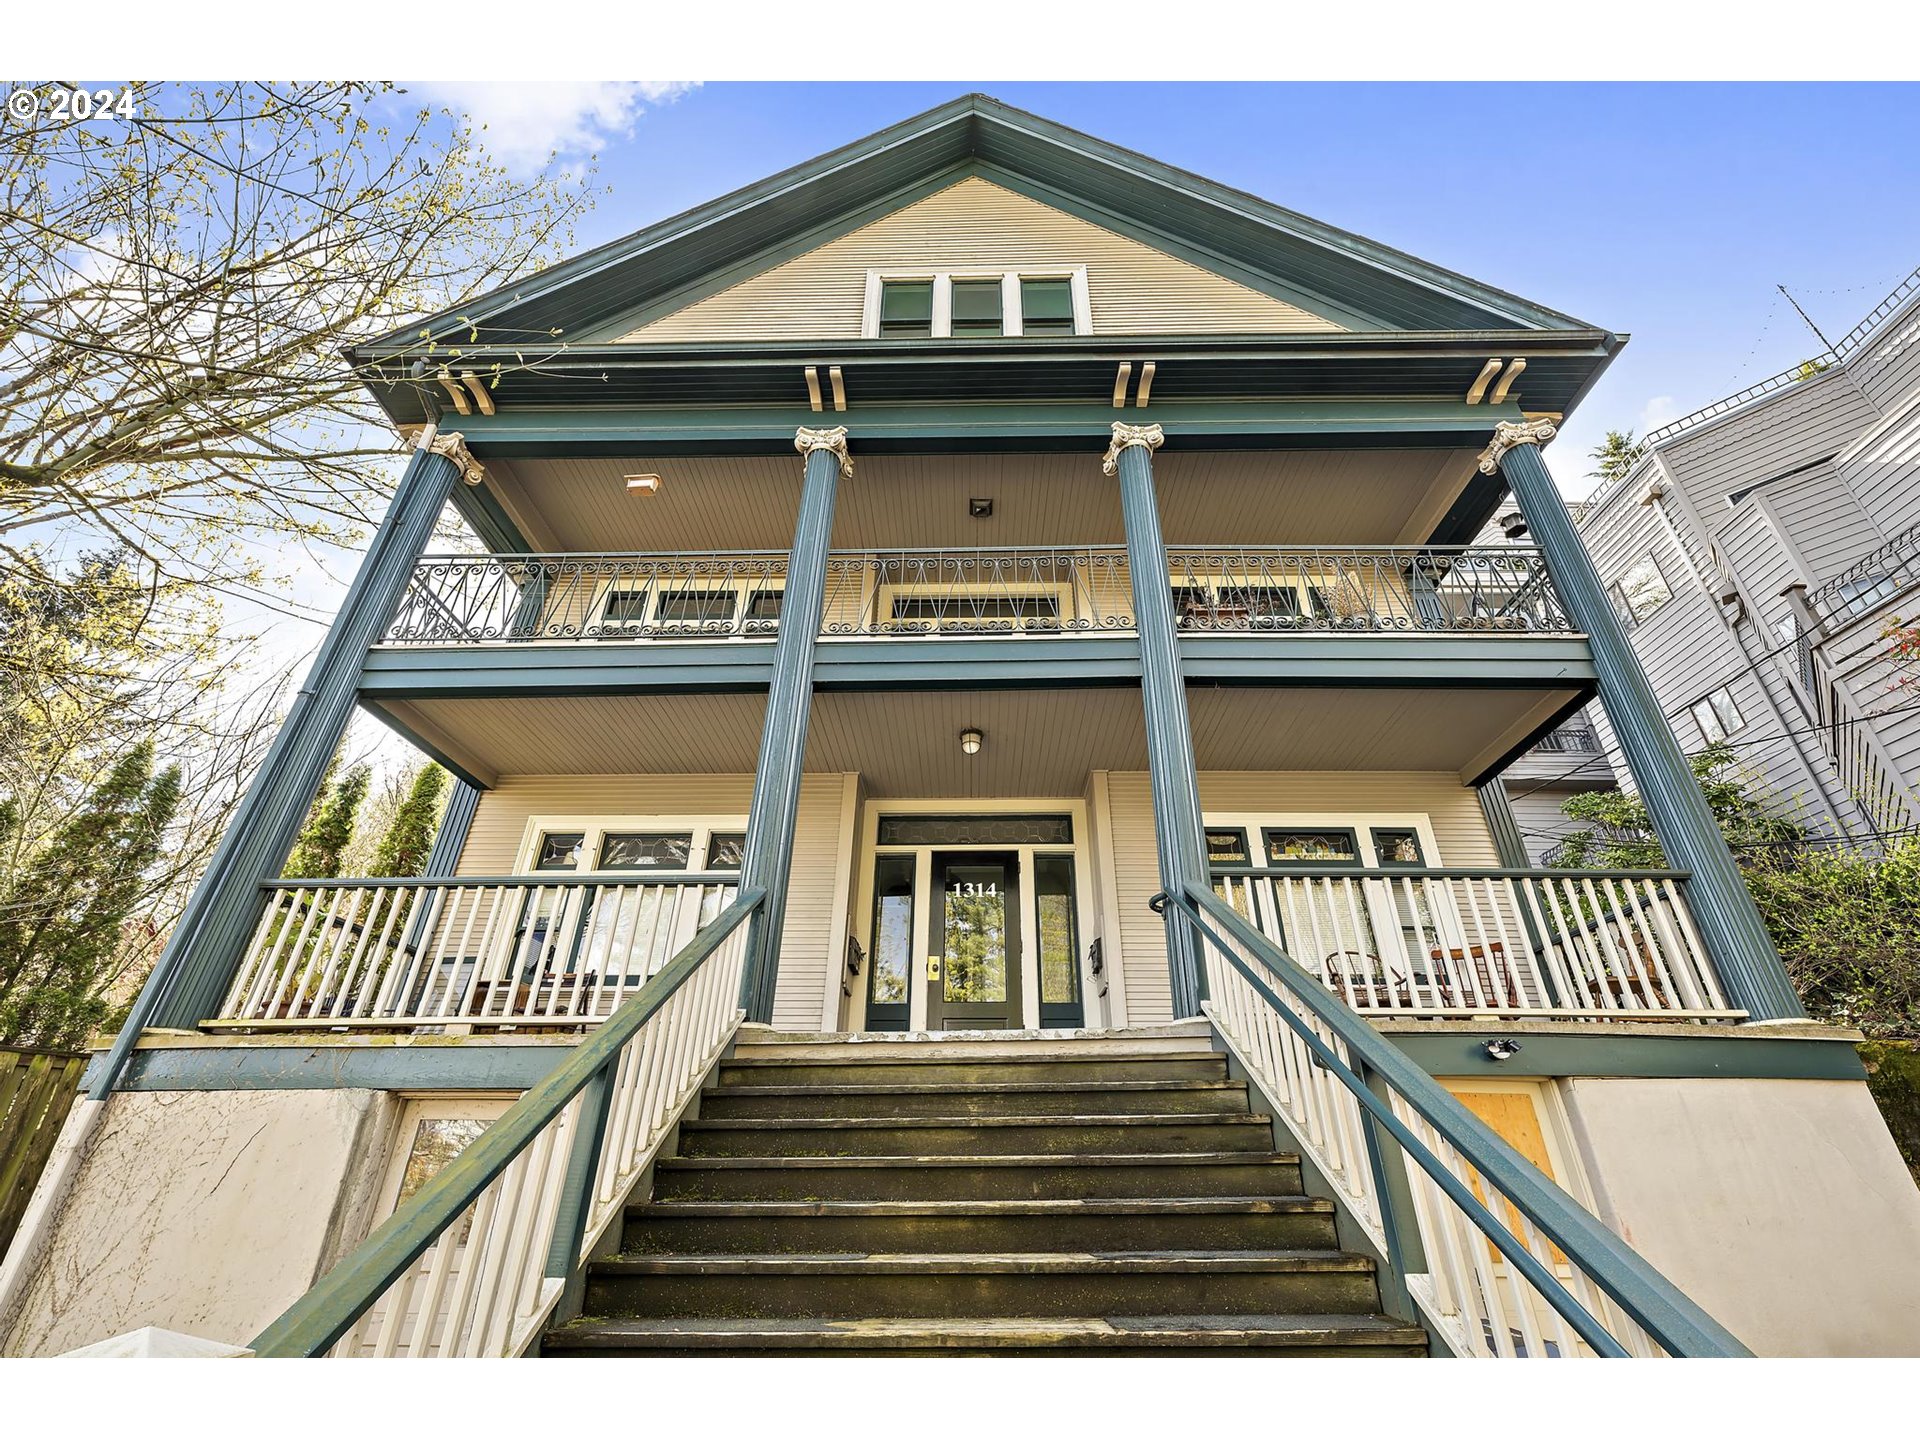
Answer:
[
  {"xmin": 584, "ymin": 1250, "xmax": 1383, "ymax": 1321},
  {"xmin": 730, "ymin": 1022, "xmax": 1215, "ymax": 1063},
  {"xmin": 675, "ymin": 1112, "xmax": 1274, "ymax": 1159},
  {"xmin": 700, "ymin": 1079, "xmax": 1252, "ymax": 1120},
  {"xmin": 544, "ymin": 1312, "xmax": 1428, "ymax": 1357},
  {"xmin": 620, "ymin": 1195, "xmax": 1340, "ymax": 1254},
  {"xmin": 652, "ymin": 1152, "xmax": 1308, "ymax": 1202},
  {"xmin": 718, "ymin": 1054, "xmax": 1230, "ymax": 1090}
]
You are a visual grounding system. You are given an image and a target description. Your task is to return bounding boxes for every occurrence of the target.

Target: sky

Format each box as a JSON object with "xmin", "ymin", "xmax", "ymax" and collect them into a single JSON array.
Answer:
[{"xmin": 288, "ymin": 80, "xmax": 1920, "ymax": 764}]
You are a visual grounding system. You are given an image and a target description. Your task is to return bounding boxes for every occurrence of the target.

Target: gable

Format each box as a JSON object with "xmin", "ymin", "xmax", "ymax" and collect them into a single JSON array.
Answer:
[{"xmin": 616, "ymin": 177, "xmax": 1343, "ymax": 344}]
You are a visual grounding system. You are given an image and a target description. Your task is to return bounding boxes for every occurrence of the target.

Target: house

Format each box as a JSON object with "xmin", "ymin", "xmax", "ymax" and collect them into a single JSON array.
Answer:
[
  {"xmin": 1571, "ymin": 268, "xmax": 1920, "ymax": 844},
  {"xmin": 4, "ymin": 95, "xmax": 1917, "ymax": 1359}
]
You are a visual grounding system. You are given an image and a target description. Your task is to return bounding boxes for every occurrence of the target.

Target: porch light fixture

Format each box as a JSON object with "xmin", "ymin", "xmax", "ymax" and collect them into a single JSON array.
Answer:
[
  {"xmin": 969, "ymin": 497, "xmax": 994, "ymax": 518},
  {"xmin": 1482, "ymin": 1038, "xmax": 1524, "ymax": 1062},
  {"xmin": 625, "ymin": 473, "xmax": 662, "ymax": 495},
  {"xmin": 1497, "ymin": 509, "xmax": 1528, "ymax": 540},
  {"xmin": 959, "ymin": 727, "xmax": 984, "ymax": 756}
]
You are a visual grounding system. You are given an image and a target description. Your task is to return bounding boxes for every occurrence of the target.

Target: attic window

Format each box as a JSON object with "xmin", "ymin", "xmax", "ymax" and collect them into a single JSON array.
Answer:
[
  {"xmin": 863, "ymin": 269, "xmax": 1091, "ymax": 340},
  {"xmin": 950, "ymin": 279, "xmax": 1004, "ymax": 336},
  {"xmin": 1021, "ymin": 278, "xmax": 1075, "ymax": 335},
  {"xmin": 879, "ymin": 280, "xmax": 933, "ymax": 339}
]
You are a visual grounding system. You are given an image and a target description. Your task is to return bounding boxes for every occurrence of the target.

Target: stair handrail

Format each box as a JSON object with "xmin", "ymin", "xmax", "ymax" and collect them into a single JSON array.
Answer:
[
  {"xmin": 1165, "ymin": 881, "xmax": 1750, "ymax": 1358},
  {"xmin": 249, "ymin": 888, "xmax": 764, "ymax": 1358}
]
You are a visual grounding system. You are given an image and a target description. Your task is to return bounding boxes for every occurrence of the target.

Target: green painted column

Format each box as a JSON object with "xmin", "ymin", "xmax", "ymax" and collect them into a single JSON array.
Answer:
[
  {"xmin": 424, "ymin": 781, "xmax": 483, "ymax": 877},
  {"xmin": 1489, "ymin": 421, "xmax": 1803, "ymax": 1019},
  {"xmin": 95, "ymin": 431, "xmax": 479, "ymax": 1093},
  {"xmin": 1109, "ymin": 422, "xmax": 1209, "ymax": 1018},
  {"xmin": 1476, "ymin": 778, "xmax": 1531, "ymax": 868},
  {"xmin": 738, "ymin": 426, "xmax": 848, "ymax": 1023}
]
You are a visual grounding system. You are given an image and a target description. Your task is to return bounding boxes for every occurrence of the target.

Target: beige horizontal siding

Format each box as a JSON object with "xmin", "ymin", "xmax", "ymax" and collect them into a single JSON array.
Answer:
[
  {"xmin": 620, "ymin": 177, "xmax": 1339, "ymax": 342},
  {"xmin": 458, "ymin": 773, "xmax": 851, "ymax": 1029},
  {"xmin": 1106, "ymin": 771, "xmax": 1499, "ymax": 1024}
]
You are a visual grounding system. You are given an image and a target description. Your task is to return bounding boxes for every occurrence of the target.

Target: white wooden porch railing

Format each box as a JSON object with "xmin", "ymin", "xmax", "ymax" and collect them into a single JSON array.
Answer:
[
  {"xmin": 252, "ymin": 892, "xmax": 761, "ymax": 1358},
  {"xmin": 214, "ymin": 876, "xmax": 739, "ymax": 1029},
  {"xmin": 1209, "ymin": 867, "xmax": 1739, "ymax": 1020},
  {"xmin": 1169, "ymin": 884, "xmax": 1747, "ymax": 1358}
]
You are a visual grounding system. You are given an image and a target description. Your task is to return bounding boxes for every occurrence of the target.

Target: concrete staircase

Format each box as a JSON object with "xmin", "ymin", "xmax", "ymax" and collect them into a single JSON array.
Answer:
[{"xmin": 543, "ymin": 1029, "xmax": 1427, "ymax": 1356}]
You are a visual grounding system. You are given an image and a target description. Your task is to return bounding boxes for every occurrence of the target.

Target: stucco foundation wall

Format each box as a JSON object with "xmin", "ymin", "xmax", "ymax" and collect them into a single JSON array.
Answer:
[
  {"xmin": 459, "ymin": 772, "xmax": 854, "ymax": 1030},
  {"xmin": 1104, "ymin": 771, "xmax": 1499, "ymax": 1024},
  {"xmin": 1561, "ymin": 1076, "xmax": 1920, "ymax": 1356},
  {"xmin": 2, "ymin": 1087, "xmax": 395, "ymax": 1356}
]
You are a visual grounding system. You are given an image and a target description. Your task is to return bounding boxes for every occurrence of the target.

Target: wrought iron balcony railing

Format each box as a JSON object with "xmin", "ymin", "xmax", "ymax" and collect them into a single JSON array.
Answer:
[
  {"xmin": 1533, "ymin": 723, "xmax": 1602, "ymax": 754},
  {"xmin": 381, "ymin": 546, "xmax": 1574, "ymax": 646},
  {"xmin": 1208, "ymin": 865, "xmax": 1738, "ymax": 1020}
]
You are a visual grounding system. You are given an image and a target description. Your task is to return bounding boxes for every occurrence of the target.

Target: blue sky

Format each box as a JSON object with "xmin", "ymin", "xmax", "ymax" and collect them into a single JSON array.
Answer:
[{"xmin": 431, "ymin": 80, "xmax": 1920, "ymax": 495}]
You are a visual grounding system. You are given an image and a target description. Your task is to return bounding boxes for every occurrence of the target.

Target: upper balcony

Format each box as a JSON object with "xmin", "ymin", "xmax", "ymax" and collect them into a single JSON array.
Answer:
[{"xmin": 382, "ymin": 543, "xmax": 1572, "ymax": 648}]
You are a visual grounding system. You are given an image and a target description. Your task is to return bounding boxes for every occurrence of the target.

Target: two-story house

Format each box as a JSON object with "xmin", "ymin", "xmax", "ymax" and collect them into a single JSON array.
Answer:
[
  {"xmin": 1572, "ymin": 269, "xmax": 1920, "ymax": 844},
  {"xmin": 5, "ymin": 96, "xmax": 1918, "ymax": 1360}
]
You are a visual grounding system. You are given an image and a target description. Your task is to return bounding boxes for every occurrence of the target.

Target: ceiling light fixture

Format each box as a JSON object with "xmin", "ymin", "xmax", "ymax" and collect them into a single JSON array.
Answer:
[
  {"xmin": 969, "ymin": 497, "xmax": 993, "ymax": 518},
  {"xmin": 625, "ymin": 473, "xmax": 662, "ymax": 495},
  {"xmin": 959, "ymin": 727, "xmax": 983, "ymax": 756}
]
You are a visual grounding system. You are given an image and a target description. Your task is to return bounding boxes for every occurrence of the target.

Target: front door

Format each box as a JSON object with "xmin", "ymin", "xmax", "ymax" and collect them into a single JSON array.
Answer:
[{"xmin": 928, "ymin": 851, "xmax": 1021, "ymax": 1030}]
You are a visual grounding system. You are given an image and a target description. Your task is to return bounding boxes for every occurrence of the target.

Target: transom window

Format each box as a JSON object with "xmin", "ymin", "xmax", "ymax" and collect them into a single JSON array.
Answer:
[
  {"xmin": 1263, "ymin": 827, "xmax": 1363, "ymax": 866},
  {"xmin": 597, "ymin": 832, "xmax": 694, "ymax": 870},
  {"xmin": 1689, "ymin": 685, "xmax": 1746, "ymax": 745},
  {"xmin": 864, "ymin": 269, "xmax": 1089, "ymax": 339},
  {"xmin": 1206, "ymin": 828, "xmax": 1251, "ymax": 866},
  {"xmin": 523, "ymin": 818, "xmax": 748, "ymax": 875},
  {"xmin": 1608, "ymin": 554, "xmax": 1672, "ymax": 628}
]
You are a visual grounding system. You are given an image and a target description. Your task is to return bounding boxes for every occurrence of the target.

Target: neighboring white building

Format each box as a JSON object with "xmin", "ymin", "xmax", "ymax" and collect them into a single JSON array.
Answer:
[{"xmin": 1562, "ymin": 270, "xmax": 1920, "ymax": 847}]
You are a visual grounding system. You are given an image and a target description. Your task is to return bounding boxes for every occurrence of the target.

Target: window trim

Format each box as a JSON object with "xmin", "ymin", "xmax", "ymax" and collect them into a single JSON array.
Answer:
[{"xmin": 862, "ymin": 268, "xmax": 1090, "ymax": 340}]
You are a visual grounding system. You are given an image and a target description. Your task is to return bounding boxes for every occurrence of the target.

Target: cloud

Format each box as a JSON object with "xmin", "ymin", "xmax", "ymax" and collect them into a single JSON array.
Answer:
[
  {"xmin": 1638, "ymin": 394, "xmax": 1681, "ymax": 434},
  {"xmin": 412, "ymin": 81, "xmax": 699, "ymax": 172}
]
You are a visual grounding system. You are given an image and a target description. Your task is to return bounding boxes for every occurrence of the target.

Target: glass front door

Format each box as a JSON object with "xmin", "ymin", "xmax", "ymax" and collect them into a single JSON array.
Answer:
[{"xmin": 929, "ymin": 851, "xmax": 1020, "ymax": 1030}]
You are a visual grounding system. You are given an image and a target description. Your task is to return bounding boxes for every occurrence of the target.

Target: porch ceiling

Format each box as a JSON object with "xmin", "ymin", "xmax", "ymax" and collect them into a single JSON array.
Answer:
[
  {"xmin": 369, "ymin": 682, "xmax": 1581, "ymax": 792},
  {"xmin": 484, "ymin": 447, "xmax": 1481, "ymax": 553}
]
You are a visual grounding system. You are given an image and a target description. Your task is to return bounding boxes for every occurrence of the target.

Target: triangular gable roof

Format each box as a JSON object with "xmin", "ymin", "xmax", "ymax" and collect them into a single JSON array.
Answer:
[{"xmin": 357, "ymin": 94, "xmax": 1605, "ymax": 358}]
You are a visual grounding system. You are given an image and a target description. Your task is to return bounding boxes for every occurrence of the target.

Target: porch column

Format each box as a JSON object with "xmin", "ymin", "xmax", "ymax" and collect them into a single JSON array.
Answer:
[
  {"xmin": 1107, "ymin": 422, "xmax": 1209, "ymax": 1018},
  {"xmin": 738, "ymin": 425, "xmax": 848, "ymax": 1023},
  {"xmin": 101, "ymin": 429, "xmax": 481, "ymax": 1085},
  {"xmin": 1484, "ymin": 420, "xmax": 1803, "ymax": 1019}
]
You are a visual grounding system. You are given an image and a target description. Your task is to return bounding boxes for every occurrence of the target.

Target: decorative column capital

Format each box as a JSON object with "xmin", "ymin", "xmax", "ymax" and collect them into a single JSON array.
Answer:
[
  {"xmin": 795, "ymin": 424, "xmax": 853, "ymax": 478},
  {"xmin": 1476, "ymin": 417, "xmax": 1559, "ymax": 475},
  {"xmin": 1102, "ymin": 421, "xmax": 1165, "ymax": 477},
  {"xmin": 427, "ymin": 430, "xmax": 486, "ymax": 486}
]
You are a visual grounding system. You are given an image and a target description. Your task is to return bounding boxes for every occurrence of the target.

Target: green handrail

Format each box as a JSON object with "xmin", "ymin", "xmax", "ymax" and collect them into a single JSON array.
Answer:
[
  {"xmin": 250, "ymin": 888, "xmax": 763, "ymax": 1358},
  {"xmin": 1168, "ymin": 881, "xmax": 1750, "ymax": 1358}
]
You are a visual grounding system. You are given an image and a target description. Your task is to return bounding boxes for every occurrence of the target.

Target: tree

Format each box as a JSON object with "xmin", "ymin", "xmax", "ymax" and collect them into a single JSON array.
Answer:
[
  {"xmin": 1, "ymin": 81, "xmax": 592, "ymax": 614},
  {"xmin": 1587, "ymin": 429, "xmax": 1647, "ymax": 488},
  {"xmin": 0, "ymin": 740, "xmax": 182, "ymax": 1048},
  {"xmin": 371, "ymin": 763, "xmax": 450, "ymax": 878},
  {"xmin": 1551, "ymin": 742, "xmax": 1805, "ymax": 870},
  {"xmin": 285, "ymin": 760, "xmax": 371, "ymax": 880}
]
